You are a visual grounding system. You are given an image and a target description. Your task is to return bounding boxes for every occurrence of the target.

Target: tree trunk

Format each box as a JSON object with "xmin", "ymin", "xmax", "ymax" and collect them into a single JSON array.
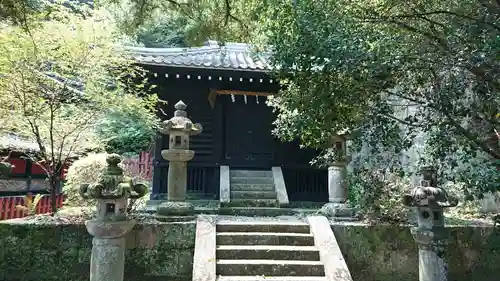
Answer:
[{"xmin": 50, "ymin": 176, "xmax": 58, "ymax": 216}]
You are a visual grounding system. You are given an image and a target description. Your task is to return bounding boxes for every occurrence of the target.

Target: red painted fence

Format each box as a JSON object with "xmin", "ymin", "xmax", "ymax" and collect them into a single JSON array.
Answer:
[
  {"xmin": 0, "ymin": 194, "xmax": 64, "ymax": 221},
  {"xmin": 0, "ymin": 152, "xmax": 152, "ymax": 221},
  {"xmin": 122, "ymin": 151, "xmax": 153, "ymax": 181}
]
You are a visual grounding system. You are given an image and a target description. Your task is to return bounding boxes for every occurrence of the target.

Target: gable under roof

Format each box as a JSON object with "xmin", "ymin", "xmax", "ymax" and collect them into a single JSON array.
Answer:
[{"xmin": 126, "ymin": 40, "xmax": 273, "ymax": 72}]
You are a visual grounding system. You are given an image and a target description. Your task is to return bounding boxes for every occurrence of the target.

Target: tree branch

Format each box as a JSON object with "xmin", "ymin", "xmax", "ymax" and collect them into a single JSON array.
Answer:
[
  {"xmin": 445, "ymin": 112, "xmax": 500, "ymax": 159},
  {"xmin": 361, "ymin": 17, "xmax": 451, "ymax": 51},
  {"xmin": 386, "ymin": 10, "xmax": 500, "ymax": 32},
  {"xmin": 380, "ymin": 112, "xmax": 425, "ymax": 128}
]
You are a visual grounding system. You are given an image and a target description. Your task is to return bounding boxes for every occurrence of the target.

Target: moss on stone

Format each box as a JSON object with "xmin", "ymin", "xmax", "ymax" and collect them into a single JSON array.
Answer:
[
  {"xmin": 0, "ymin": 223, "xmax": 90, "ymax": 281},
  {"xmin": 0, "ymin": 219, "xmax": 499, "ymax": 281},
  {"xmin": 332, "ymin": 224, "xmax": 417, "ymax": 281},
  {"xmin": 0, "ymin": 220, "xmax": 196, "ymax": 281},
  {"xmin": 156, "ymin": 202, "xmax": 195, "ymax": 216},
  {"xmin": 332, "ymin": 224, "xmax": 500, "ymax": 281}
]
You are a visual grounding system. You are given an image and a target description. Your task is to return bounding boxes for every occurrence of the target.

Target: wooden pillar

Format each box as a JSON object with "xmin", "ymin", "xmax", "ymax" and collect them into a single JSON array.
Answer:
[
  {"xmin": 212, "ymin": 96, "xmax": 224, "ymax": 199},
  {"xmin": 151, "ymin": 133, "xmax": 165, "ymax": 200},
  {"xmin": 26, "ymin": 158, "xmax": 32, "ymax": 191}
]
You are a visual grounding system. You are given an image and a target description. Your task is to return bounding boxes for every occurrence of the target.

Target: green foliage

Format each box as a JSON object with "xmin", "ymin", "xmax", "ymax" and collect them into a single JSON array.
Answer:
[
  {"xmin": 424, "ymin": 129, "xmax": 500, "ymax": 196},
  {"xmin": 262, "ymin": 0, "xmax": 500, "ymax": 196},
  {"xmin": 347, "ymin": 169, "xmax": 412, "ymax": 223},
  {"xmin": 443, "ymin": 181, "xmax": 487, "ymax": 219},
  {"xmin": 0, "ymin": 6, "xmax": 143, "ymax": 156},
  {"xmin": 0, "ymin": 0, "xmax": 46, "ymax": 27},
  {"xmin": 95, "ymin": 95, "xmax": 159, "ymax": 155},
  {"xmin": 1, "ymin": 0, "xmax": 95, "ymax": 32},
  {"xmin": 101, "ymin": 0, "xmax": 270, "ymax": 44},
  {"xmin": 0, "ymin": 3, "xmax": 159, "ymax": 212},
  {"xmin": 135, "ymin": 18, "xmax": 189, "ymax": 47}
]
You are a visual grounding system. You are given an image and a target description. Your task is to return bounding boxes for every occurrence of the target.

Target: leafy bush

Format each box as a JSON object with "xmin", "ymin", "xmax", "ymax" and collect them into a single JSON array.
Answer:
[
  {"xmin": 63, "ymin": 153, "xmax": 109, "ymax": 207},
  {"xmin": 348, "ymin": 169, "xmax": 412, "ymax": 223},
  {"xmin": 348, "ymin": 166, "xmax": 495, "ymax": 223},
  {"xmin": 441, "ymin": 181, "xmax": 480, "ymax": 217},
  {"xmin": 63, "ymin": 153, "xmax": 151, "ymax": 208}
]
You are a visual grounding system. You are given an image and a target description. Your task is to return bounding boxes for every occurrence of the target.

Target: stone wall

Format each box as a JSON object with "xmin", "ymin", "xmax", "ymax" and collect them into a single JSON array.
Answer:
[
  {"xmin": 0, "ymin": 221, "xmax": 498, "ymax": 281},
  {"xmin": 0, "ymin": 221, "xmax": 196, "ymax": 281},
  {"xmin": 333, "ymin": 224, "xmax": 500, "ymax": 281}
]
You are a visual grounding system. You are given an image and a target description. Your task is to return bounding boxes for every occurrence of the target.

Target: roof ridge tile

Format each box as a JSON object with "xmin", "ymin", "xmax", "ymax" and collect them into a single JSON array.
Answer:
[{"xmin": 125, "ymin": 41, "xmax": 272, "ymax": 72}]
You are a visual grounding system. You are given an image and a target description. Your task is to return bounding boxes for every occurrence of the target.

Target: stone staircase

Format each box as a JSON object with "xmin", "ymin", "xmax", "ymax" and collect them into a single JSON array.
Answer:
[
  {"xmin": 227, "ymin": 170, "xmax": 279, "ymax": 208},
  {"xmin": 215, "ymin": 220, "xmax": 327, "ymax": 281}
]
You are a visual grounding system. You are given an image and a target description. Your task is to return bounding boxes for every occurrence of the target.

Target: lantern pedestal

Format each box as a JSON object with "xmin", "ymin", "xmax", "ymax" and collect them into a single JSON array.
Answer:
[
  {"xmin": 323, "ymin": 160, "xmax": 354, "ymax": 218},
  {"xmin": 156, "ymin": 201, "xmax": 195, "ymax": 221},
  {"xmin": 85, "ymin": 219, "xmax": 137, "ymax": 281},
  {"xmin": 412, "ymin": 228, "xmax": 449, "ymax": 281},
  {"xmin": 328, "ymin": 163, "xmax": 348, "ymax": 204},
  {"xmin": 161, "ymin": 149, "xmax": 195, "ymax": 202}
]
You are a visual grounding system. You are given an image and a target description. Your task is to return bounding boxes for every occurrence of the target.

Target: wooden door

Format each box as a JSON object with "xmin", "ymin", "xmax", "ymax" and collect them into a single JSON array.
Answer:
[{"xmin": 224, "ymin": 95, "xmax": 276, "ymax": 167}]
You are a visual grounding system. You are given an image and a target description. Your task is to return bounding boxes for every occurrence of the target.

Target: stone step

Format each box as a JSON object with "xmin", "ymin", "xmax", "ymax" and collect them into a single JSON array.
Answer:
[
  {"xmin": 230, "ymin": 177, "xmax": 274, "ymax": 185},
  {"xmin": 231, "ymin": 184, "xmax": 275, "ymax": 192},
  {"xmin": 230, "ymin": 170, "xmax": 273, "ymax": 178},
  {"xmin": 216, "ymin": 221, "xmax": 310, "ymax": 234},
  {"xmin": 217, "ymin": 207, "xmax": 316, "ymax": 217},
  {"xmin": 231, "ymin": 191, "xmax": 277, "ymax": 200},
  {"xmin": 216, "ymin": 232, "xmax": 315, "ymax": 246},
  {"xmin": 216, "ymin": 245, "xmax": 320, "ymax": 261},
  {"xmin": 217, "ymin": 276, "xmax": 327, "ymax": 281},
  {"xmin": 287, "ymin": 201, "xmax": 326, "ymax": 209},
  {"xmin": 222, "ymin": 199, "xmax": 279, "ymax": 208},
  {"xmin": 216, "ymin": 259, "xmax": 325, "ymax": 276}
]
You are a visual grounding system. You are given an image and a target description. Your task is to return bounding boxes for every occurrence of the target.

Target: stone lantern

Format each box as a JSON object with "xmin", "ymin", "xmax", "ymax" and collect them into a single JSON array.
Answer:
[
  {"xmin": 79, "ymin": 154, "xmax": 148, "ymax": 281},
  {"xmin": 402, "ymin": 166, "xmax": 458, "ymax": 281},
  {"xmin": 321, "ymin": 132, "xmax": 354, "ymax": 218},
  {"xmin": 156, "ymin": 100, "xmax": 202, "ymax": 218},
  {"xmin": 328, "ymin": 134, "xmax": 349, "ymax": 203}
]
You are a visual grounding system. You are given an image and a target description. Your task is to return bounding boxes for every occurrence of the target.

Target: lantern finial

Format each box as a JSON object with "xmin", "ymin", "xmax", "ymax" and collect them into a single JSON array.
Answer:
[{"xmin": 174, "ymin": 100, "xmax": 187, "ymax": 110}]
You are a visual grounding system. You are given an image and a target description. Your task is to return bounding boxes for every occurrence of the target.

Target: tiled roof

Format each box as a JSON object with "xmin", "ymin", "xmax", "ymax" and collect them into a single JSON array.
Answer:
[
  {"xmin": 126, "ymin": 41, "xmax": 272, "ymax": 72},
  {"xmin": 0, "ymin": 133, "xmax": 90, "ymax": 156},
  {"xmin": 0, "ymin": 134, "xmax": 39, "ymax": 152}
]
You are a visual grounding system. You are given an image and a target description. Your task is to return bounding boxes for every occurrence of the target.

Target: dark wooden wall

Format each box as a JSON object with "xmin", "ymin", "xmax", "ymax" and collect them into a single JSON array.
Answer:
[{"xmin": 147, "ymin": 66, "xmax": 327, "ymax": 202}]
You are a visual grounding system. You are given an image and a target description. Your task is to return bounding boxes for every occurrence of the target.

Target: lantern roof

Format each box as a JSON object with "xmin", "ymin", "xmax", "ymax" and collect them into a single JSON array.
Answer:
[
  {"xmin": 402, "ymin": 166, "xmax": 458, "ymax": 208},
  {"xmin": 403, "ymin": 184, "xmax": 459, "ymax": 208},
  {"xmin": 159, "ymin": 100, "xmax": 202, "ymax": 136}
]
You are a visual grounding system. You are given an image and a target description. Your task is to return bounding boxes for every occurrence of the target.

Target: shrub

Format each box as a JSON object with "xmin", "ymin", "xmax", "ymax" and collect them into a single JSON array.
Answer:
[
  {"xmin": 348, "ymin": 169, "xmax": 412, "ymax": 223},
  {"xmin": 63, "ymin": 153, "xmax": 151, "ymax": 208},
  {"xmin": 443, "ymin": 181, "xmax": 495, "ymax": 219},
  {"xmin": 63, "ymin": 153, "xmax": 109, "ymax": 207}
]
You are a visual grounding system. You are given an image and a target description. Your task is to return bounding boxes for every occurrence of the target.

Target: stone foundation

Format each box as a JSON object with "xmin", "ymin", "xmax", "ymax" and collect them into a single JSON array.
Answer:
[
  {"xmin": 0, "ymin": 220, "xmax": 498, "ymax": 281},
  {"xmin": 0, "ymin": 221, "xmax": 195, "ymax": 281},
  {"xmin": 332, "ymin": 224, "xmax": 500, "ymax": 281}
]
